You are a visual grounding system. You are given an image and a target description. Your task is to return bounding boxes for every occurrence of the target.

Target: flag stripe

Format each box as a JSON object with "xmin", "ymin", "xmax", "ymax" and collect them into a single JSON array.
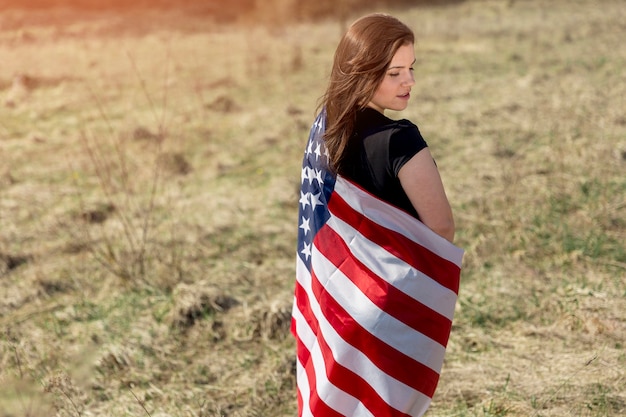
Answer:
[
  {"xmin": 310, "ymin": 259, "xmax": 442, "ymax": 396},
  {"xmin": 313, "ymin": 233, "xmax": 447, "ymax": 372},
  {"xmin": 293, "ymin": 284, "xmax": 346, "ymax": 417},
  {"xmin": 326, "ymin": 190, "xmax": 459, "ymax": 321},
  {"xmin": 333, "ymin": 177, "xmax": 463, "ymax": 267},
  {"xmin": 295, "ymin": 333, "xmax": 345, "ymax": 417},
  {"xmin": 315, "ymin": 320, "xmax": 413, "ymax": 417},
  {"xmin": 294, "ymin": 279, "xmax": 379, "ymax": 416},
  {"xmin": 328, "ymin": 184, "xmax": 461, "ymax": 293},
  {"xmin": 295, "ymin": 259, "xmax": 431, "ymax": 416},
  {"xmin": 319, "ymin": 218, "xmax": 453, "ymax": 347}
]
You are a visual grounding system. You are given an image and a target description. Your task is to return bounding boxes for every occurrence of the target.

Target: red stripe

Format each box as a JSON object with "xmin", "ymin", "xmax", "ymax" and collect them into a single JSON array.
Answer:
[
  {"xmin": 294, "ymin": 281, "xmax": 345, "ymax": 417},
  {"xmin": 296, "ymin": 336, "xmax": 344, "ymax": 417},
  {"xmin": 295, "ymin": 280, "xmax": 362, "ymax": 417},
  {"xmin": 291, "ymin": 316, "xmax": 297, "ymax": 338},
  {"xmin": 294, "ymin": 280, "xmax": 315, "ymax": 377},
  {"xmin": 315, "ymin": 317, "xmax": 413, "ymax": 417},
  {"xmin": 310, "ymin": 266, "xmax": 441, "ymax": 397},
  {"xmin": 296, "ymin": 383, "xmax": 302, "ymax": 417},
  {"xmin": 328, "ymin": 191, "xmax": 461, "ymax": 294},
  {"xmin": 297, "ymin": 277, "xmax": 413, "ymax": 417},
  {"xmin": 317, "ymin": 225, "xmax": 452, "ymax": 347},
  {"xmin": 292, "ymin": 281, "xmax": 314, "ymax": 413},
  {"xmin": 295, "ymin": 279, "xmax": 319, "ymax": 350},
  {"xmin": 292, "ymin": 317, "xmax": 304, "ymax": 415}
]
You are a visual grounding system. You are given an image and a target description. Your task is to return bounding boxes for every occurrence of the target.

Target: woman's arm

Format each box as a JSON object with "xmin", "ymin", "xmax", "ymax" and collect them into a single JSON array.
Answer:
[{"xmin": 398, "ymin": 148, "xmax": 455, "ymax": 242}]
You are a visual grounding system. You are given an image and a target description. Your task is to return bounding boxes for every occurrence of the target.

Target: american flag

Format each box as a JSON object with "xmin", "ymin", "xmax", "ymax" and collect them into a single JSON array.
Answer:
[{"xmin": 291, "ymin": 110, "xmax": 464, "ymax": 417}]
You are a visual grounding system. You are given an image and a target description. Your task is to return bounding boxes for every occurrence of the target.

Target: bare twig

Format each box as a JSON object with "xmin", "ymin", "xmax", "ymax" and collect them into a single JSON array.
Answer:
[
  {"xmin": 532, "ymin": 354, "xmax": 599, "ymax": 416},
  {"xmin": 129, "ymin": 385, "xmax": 153, "ymax": 417},
  {"xmin": 73, "ymin": 47, "xmax": 175, "ymax": 284}
]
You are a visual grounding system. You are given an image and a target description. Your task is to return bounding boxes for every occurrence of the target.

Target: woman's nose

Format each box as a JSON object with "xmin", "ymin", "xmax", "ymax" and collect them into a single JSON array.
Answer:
[{"xmin": 403, "ymin": 72, "xmax": 415, "ymax": 86}]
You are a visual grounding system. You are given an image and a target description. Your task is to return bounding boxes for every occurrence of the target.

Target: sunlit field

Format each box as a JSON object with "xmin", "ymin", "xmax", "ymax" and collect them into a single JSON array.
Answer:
[{"xmin": 0, "ymin": 0, "xmax": 624, "ymax": 415}]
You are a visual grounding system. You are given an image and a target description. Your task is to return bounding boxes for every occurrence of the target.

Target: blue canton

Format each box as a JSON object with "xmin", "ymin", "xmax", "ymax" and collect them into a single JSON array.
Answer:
[{"xmin": 297, "ymin": 110, "xmax": 336, "ymax": 271}]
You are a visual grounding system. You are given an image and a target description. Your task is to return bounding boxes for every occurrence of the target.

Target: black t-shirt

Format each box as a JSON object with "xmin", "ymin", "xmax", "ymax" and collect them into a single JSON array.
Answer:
[{"xmin": 342, "ymin": 107, "xmax": 428, "ymax": 219}]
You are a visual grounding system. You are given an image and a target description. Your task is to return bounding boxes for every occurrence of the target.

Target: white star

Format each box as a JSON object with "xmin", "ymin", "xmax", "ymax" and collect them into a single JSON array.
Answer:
[
  {"xmin": 301, "ymin": 242, "xmax": 312, "ymax": 260},
  {"xmin": 301, "ymin": 166, "xmax": 310, "ymax": 184},
  {"xmin": 307, "ymin": 167, "xmax": 316, "ymax": 184},
  {"xmin": 310, "ymin": 192, "xmax": 323, "ymax": 209},
  {"xmin": 314, "ymin": 143, "xmax": 322, "ymax": 160},
  {"xmin": 322, "ymin": 145, "xmax": 329, "ymax": 163},
  {"xmin": 299, "ymin": 216, "xmax": 311, "ymax": 236},
  {"xmin": 313, "ymin": 169, "xmax": 324, "ymax": 185},
  {"xmin": 313, "ymin": 118, "xmax": 321, "ymax": 132},
  {"xmin": 306, "ymin": 140, "xmax": 314, "ymax": 156},
  {"xmin": 299, "ymin": 191, "xmax": 310, "ymax": 209}
]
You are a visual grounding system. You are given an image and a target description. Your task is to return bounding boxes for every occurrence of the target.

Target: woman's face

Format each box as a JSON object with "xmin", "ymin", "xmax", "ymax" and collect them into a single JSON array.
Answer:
[{"xmin": 368, "ymin": 43, "xmax": 416, "ymax": 114}]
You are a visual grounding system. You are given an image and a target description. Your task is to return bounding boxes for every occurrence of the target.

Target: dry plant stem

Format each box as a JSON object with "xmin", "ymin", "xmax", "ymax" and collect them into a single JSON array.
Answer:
[
  {"xmin": 60, "ymin": 388, "xmax": 83, "ymax": 417},
  {"xmin": 75, "ymin": 135, "xmax": 139, "ymax": 280},
  {"xmin": 84, "ymin": 82, "xmax": 135, "ymax": 208},
  {"xmin": 129, "ymin": 385, "xmax": 153, "ymax": 417},
  {"xmin": 76, "ymin": 50, "xmax": 173, "ymax": 282},
  {"xmin": 44, "ymin": 373, "xmax": 83, "ymax": 417},
  {"xmin": 127, "ymin": 51, "xmax": 170, "ymax": 280},
  {"xmin": 11, "ymin": 342, "xmax": 24, "ymax": 379},
  {"xmin": 81, "ymin": 84, "xmax": 142, "ymax": 253},
  {"xmin": 126, "ymin": 49, "xmax": 170, "ymax": 131},
  {"xmin": 532, "ymin": 355, "xmax": 599, "ymax": 416},
  {"xmin": 79, "ymin": 131, "xmax": 139, "ymax": 250}
]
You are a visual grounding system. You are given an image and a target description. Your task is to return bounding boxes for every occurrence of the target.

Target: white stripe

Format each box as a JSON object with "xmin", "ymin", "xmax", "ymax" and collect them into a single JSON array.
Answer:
[
  {"xmin": 312, "ymin": 244, "xmax": 447, "ymax": 372},
  {"xmin": 326, "ymin": 214, "xmax": 458, "ymax": 321},
  {"xmin": 298, "ymin": 256, "xmax": 432, "ymax": 415},
  {"xmin": 292, "ymin": 296, "xmax": 316, "ymax": 357},
  {"xmin": 310, "ymin": 340, "xmax": 374, "ymax": 417},
  {"xmin": 296, "ymin": 260, "xmax": 374, "ymax": 416},
  {"xmin": 293, "ymin": 301, "xmax": 374, "ymax": 417},
  {"xmin": 313, "ymin": 302, "xmax": 432, "ymax": 416},
  {"xmin": 334, "ymin": 176, "xmax": 464, "ymax": 267},
  {"xmin": 292, "ymin": 296, "xmax": 315, "ymax": 417},
  {"xmin": 296, "ymin": 359, "xmax": 313, "ymax": 417}
]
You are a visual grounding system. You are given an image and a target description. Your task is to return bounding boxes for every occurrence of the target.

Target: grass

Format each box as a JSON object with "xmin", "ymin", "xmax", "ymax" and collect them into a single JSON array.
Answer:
[{"xmin": 1, "ymin": 0, "xmax": 625, "ymax": 416}]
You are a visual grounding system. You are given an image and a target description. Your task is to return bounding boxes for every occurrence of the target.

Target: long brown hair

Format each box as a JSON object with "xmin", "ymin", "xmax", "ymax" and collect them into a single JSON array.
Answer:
[{"xmin": 320, "ymin": 14, "xmax": 414, "ymax": 174}]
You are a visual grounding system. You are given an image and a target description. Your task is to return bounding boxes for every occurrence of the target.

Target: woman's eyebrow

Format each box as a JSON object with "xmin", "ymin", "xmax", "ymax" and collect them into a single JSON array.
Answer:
[{"xmin": 388, "ymin": 59, "xmax": 417, "ymax": 69}]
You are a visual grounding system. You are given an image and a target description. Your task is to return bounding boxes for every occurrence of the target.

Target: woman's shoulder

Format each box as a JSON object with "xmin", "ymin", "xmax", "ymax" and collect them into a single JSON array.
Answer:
[
  {"xmin": 387, "ymin": 118, "xmax": 428, "ymax": 153},
  {"xmin": 391, "ymin": 118, "xmax": 420, "ymax": 135},
  {"xmin": 381, "ymin": 116, "xmax": 422, "ymax": 144},
  {"xmin": 356, "ymin": 108, "xmax": 420, "ymax": 137}
]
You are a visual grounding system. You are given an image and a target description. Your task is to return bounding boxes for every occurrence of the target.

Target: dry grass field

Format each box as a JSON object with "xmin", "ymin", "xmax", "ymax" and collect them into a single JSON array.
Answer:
[{"xmin": 1, "ymin": 0, "xmax": 625, "ymax": 416}]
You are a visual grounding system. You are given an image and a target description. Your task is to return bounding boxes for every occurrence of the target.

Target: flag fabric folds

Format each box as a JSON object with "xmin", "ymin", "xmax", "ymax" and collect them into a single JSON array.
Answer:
[{"xmin": 292, "ymin": 110, "xmax": 464, "ymax": 417}]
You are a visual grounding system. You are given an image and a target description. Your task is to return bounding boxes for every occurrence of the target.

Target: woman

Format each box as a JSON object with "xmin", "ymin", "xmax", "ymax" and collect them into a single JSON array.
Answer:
[
  {"xmin": 322, "ymin": 13, "xmax": 455, "ymax": 242},
  {"xmin": 292, "ymin": 13, "xmax": 463, "ymax": 417}
]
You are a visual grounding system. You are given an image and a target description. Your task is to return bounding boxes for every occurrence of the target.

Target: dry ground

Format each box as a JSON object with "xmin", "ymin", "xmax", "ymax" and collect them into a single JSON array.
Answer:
[{"xmin": 0, "ymin": 0, "xmax": 625, "ymax": 416}]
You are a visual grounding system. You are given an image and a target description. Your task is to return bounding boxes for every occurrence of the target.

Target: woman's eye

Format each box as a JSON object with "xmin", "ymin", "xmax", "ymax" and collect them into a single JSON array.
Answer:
[{"xmin": 389, "ymin": 73, "xmax": 400, "ymax": 77}]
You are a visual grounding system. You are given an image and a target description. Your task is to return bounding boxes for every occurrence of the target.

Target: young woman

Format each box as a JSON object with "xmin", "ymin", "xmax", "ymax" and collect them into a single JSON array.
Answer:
[
  {"xmin": 292, "ymin": 13, "xmax": 463, "ymax": 417},
  {"xmin": 322, "ymin": 13, "xmax": 455, "ymax": 242}
]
